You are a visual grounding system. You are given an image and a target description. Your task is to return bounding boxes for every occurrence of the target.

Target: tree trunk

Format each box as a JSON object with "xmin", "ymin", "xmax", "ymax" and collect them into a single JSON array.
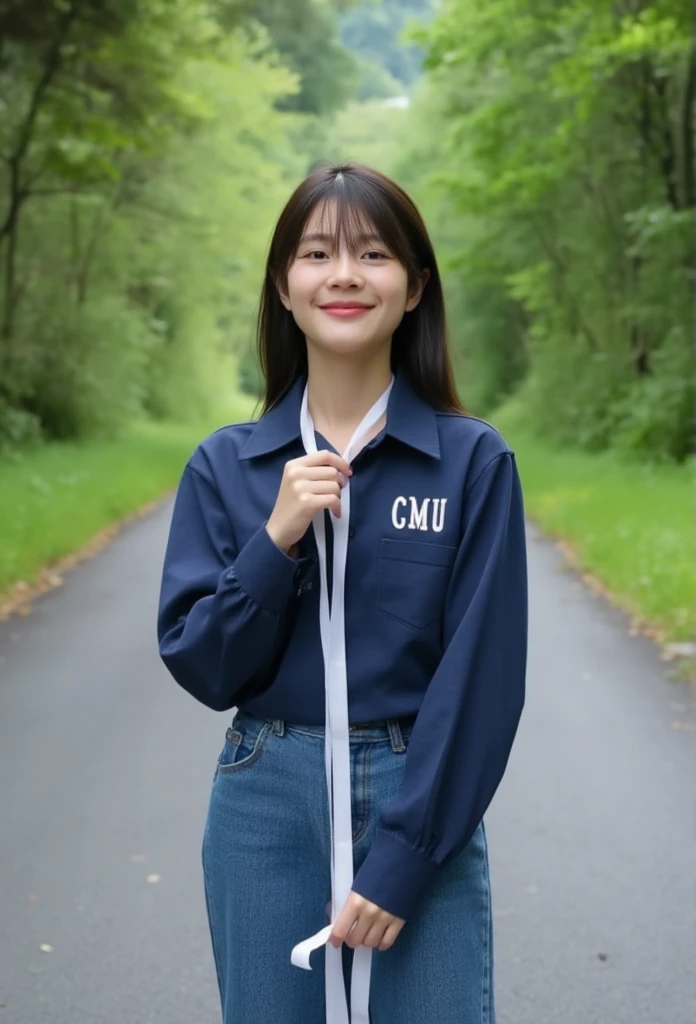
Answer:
[
  {"xmin": 0, "ymin": 3, "xmax": 78, "ymax": 346},
  {"xmin": 676, "ymin": 42, "xmax": 695, "ymax": 210}
]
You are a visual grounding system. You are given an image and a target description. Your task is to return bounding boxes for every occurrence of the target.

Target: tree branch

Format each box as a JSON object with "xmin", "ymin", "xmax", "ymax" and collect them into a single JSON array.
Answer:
[
  {"xmin": 531, "ymin": 216, "xmax": 600, "ymax": 353},
  {"xmin": 0, "ymin": 2, "xmax": 78, "ymax": 243}
]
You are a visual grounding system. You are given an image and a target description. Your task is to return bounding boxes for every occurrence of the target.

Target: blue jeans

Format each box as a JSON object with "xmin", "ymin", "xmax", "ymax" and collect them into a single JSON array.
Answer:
[{"xmin": 202, "ymin": 711, "xmax": 495, "ymax": 1024}]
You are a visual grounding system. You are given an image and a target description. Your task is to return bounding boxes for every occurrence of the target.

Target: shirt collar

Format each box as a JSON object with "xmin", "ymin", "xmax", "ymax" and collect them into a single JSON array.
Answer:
[{"xmin": 238, "ymin": 371, "xmax": 441, "ymax": 461}]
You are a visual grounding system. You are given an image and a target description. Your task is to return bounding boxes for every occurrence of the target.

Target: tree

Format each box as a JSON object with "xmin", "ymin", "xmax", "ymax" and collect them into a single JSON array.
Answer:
[
  {"xmin": 340, "ymin": 0, "xmax": 434, "ymax": 93},
  {"xmin": 0, "ymin": 0, "xmax": 303, "ymax": 442},
  {"xmin": 400, "ymin": 0, "xmax": 694, "ymax": 459},
  {"xmin": 225, "ymin": 0, "xmax": 358, "ymax": 115}
]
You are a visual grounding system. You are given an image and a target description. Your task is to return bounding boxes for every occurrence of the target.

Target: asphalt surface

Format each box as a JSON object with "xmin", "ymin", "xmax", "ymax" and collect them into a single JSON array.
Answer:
[{"xmin": 0, "ymin": 502, "xmax": 693, "ymax": 1024}]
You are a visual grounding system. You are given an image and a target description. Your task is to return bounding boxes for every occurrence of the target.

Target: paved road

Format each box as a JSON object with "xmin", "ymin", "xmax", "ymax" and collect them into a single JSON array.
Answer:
[{"xmin": 0, "ymin": 502, "xmax": 693, "ymax": 1024}]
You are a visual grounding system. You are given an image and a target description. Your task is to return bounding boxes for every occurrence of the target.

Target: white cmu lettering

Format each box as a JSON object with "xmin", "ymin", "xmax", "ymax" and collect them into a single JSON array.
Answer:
[
  {"xmin": 408, "ymin": 497, "xmax": 431, "ymax": 532},
  {"xmin": 391, "ymin": 495, "xmax": 448, "ymax": 532},
  {"xmin": 391, "ymin": 496, "xmax": 407, "ymax": 529},
  {"xmin": 432, "ymin": 498, "xmax": 447, "ymax": 533}
]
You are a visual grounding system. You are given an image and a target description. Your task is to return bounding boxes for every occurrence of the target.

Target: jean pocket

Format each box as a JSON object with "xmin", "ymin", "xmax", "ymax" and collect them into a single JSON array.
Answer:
[
  {"xmin": 216, "ymin": 714, "xmax": 271, "ymax": 774},
  {"xmin": 378, "ymin": 538, "xmax": 457, "ymax": 630}
]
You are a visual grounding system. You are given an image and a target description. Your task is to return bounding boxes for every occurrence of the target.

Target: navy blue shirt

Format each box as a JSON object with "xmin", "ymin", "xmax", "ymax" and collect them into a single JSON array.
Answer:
[{"xmin": 158, "ymin": 372, "xmax": 527, "ymax": 920}]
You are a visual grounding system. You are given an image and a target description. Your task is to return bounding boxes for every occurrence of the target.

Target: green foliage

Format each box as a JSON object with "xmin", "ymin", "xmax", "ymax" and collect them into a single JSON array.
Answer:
[
  {"xmin": 238, "ymin": 341, "xmax": 264, "ymax": 399},
  {"xmin": 20, "ymin": 293, "xmax": 157, "ymax": 439},
  {"xmin": 393, "ymin": 0, "xmax": 694, "ymax": 461},
  {"xmin": 0, "ymin": 400, "xmax": 43, "ymax": 455},
  {"xmin": 340, "ymin": 0, "xmax": 434, "ymax": 89},
  {"xmin": 0, "ymin": 393, "xmax": 257, "ymax": 597},
  {"xmin": 352, "ymin": 58, "xmax": 404, "ymax": 102},
  {"xmin": 0, "ymin": 0, "xmax": 309, "ymax": 447},
  {"xmin": 320, "ymin": 98, "xmax": 409, "ymax": 170},
  {"xmin": 609, "ymin": 330, "xmax": 694, "ymax": 462},
  {"xmin": 2, "ymin": 0, "xmax": 689, "ymax": 473},
  {"xmin": 233, "ymin": 0, "xmax": 358, "ymax": 114},
  {"xmin": 493, "ymin": 401, "xmax": 694, "ymax": 642}
]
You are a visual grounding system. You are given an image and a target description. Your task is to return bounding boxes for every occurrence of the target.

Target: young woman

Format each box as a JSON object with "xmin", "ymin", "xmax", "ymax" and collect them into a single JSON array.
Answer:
[{"xmin": 157, "ymin": 163, "xmax": 527, "ymax": 1024}]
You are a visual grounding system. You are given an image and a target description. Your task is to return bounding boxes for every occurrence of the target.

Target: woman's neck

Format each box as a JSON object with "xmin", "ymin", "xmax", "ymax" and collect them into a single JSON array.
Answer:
[{"xmin": 306, "ymin": 348, "xmax": 393, "ymax": 454}]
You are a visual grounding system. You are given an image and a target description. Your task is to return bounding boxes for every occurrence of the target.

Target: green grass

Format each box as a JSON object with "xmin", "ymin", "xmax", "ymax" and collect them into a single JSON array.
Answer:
[
  {"xmin": 2, "ymin": 387, "xmax": 692, "ymax": 644},
  {"xmin": 0, "ymin": 394, "xmax": 257, "ymax": 598},
  {"xmin": 494, "ymin": 405, "xmax": 694, "ymax": 643}
]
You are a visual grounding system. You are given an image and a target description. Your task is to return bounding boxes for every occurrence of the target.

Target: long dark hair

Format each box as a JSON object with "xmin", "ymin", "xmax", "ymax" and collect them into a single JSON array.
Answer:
[{"xmin": 257, "ymin": 162, "xmax": 464, "ymax": 415}]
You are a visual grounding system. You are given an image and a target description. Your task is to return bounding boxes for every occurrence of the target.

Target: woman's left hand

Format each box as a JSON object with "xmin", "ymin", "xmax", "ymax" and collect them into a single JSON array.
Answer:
[{"xmin": 329, "ymin": 892, "xmax": 406, "ymax": 952}]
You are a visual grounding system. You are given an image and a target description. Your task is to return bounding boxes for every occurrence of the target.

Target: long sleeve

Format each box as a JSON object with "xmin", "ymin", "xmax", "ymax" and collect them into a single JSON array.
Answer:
[
  {"xmin": 352, "ymin": 451, "xmax": 527, "ymax": 920},
  {"xmin": 157, "ymin": 459, "xmax": 308, "ymax": 712}
]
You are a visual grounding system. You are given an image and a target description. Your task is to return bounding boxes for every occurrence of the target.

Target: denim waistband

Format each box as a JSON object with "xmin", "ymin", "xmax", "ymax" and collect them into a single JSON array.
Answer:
[{"xmin": 236, "ymin": 710, "xmax": 414, "ymax": 754}]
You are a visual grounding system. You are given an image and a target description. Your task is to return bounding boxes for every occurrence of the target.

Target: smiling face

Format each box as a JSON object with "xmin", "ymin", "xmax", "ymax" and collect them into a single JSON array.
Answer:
[{"xmin": 279, "ymin": 202, "xmax": 425, "ymax": 361}]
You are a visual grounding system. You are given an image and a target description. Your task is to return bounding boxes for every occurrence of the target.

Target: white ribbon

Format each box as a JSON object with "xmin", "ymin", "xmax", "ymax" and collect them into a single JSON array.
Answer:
[{"xmin": 291, "ymin": 377, "xmax": 394, "ymax": 1024}]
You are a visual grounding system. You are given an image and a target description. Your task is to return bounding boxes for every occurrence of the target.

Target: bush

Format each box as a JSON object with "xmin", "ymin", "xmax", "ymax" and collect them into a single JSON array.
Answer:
[
  {"xmin": 20, "ymin": 295, "xmax": 157, "ymax": 440},
  {"xmin": 510, "ymin": 345, "xmax": 628, "ymax": 453},
  {"xmin": 0, "ymin": 400, "xmax": 43, "ymax": 455},
  {"xmin": 609, "ymin": 332, "xmax": 694, "ymax": 462}
]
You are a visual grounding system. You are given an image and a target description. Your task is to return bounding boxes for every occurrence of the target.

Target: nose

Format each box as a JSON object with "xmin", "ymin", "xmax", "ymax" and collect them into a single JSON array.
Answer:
[{"xmin": 326, "ymin": 250, "xmax": 363, "ymax": 289}]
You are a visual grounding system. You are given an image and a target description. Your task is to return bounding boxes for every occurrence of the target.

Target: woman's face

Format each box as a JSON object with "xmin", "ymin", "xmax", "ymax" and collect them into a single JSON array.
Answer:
[{"xmin": 280, "ymin": 203, "xmax": 424, "ymax": 359}]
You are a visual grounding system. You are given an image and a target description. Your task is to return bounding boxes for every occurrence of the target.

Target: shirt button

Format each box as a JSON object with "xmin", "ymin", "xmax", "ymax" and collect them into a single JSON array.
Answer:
[{"xmin": 348, "ymin": 529, "xmax": 355, "ymax": 538}]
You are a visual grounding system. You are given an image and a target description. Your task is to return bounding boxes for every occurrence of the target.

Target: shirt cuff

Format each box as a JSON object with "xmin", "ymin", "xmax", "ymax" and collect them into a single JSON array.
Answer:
[
  {"xmin": 351, "ymin": 829, "xmax": 440, "ymax": 921},
  {"xmin": 231, "ymin": 525, "xmax": 300, "ymax": 613}
]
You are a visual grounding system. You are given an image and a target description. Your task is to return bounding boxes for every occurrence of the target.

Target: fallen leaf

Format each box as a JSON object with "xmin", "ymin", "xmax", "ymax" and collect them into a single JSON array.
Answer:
[
  {"xmin": 39, "ymin": 944, "xmax": 53, "ymax": 953},
  {"xmin": 146, "ymin": 874, "xmax": 161, "ymax": 884}
]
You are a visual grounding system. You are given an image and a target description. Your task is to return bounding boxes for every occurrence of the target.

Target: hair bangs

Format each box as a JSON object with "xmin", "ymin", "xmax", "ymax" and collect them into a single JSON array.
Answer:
[{"xmin": 276, "ymin": 169, "xmax": 421, "ymax": 289}]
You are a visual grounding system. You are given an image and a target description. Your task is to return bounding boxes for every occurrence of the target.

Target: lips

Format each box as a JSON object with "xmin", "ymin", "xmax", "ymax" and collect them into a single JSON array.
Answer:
[
  {"xmin": 319, "ymin": 302, "xmax": 374, "ymax": 318},
  {"xmin": 320, "ymin": 303, "xmax": 373, "ymax": 310}
]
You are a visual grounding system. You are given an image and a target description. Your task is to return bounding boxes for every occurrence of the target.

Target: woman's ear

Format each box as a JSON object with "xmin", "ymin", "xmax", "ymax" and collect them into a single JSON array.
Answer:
[{"xmin": 405, "ymin": 268, "xmax": 430, "ymax": 312}]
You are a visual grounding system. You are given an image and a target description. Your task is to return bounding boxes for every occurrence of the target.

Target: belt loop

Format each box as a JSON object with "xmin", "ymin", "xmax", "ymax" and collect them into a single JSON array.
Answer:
[
  {"xmin": 272, "ymin": 719, "xmax": 285, "ymax": 737},
  {"xmin": 388, "ymin": 719, "xmax": 406, "ymax": 753}
]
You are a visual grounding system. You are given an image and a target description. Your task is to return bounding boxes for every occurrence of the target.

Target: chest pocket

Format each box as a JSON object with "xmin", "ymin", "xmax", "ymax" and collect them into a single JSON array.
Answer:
[{"xmin": 378, "ymin": 538, "xmax": 457, "ymax": 630}]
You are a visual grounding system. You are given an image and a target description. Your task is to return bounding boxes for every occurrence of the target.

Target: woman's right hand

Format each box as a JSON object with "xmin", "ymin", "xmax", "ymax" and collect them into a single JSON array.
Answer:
[{"xmin": 265, "ymin": 450, "xmax": 353, "ymax": 555}]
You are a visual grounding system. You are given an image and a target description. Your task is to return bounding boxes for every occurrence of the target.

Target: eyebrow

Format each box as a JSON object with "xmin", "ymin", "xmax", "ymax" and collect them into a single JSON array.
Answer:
[{"xmin": 299, "ymin": 232, "xmax": 385, "ymax": 246}]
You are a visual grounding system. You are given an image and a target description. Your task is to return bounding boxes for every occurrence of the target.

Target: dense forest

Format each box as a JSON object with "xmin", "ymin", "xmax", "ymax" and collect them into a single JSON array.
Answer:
[
  {"xmin": 398, "ymin": 0, "xmax": 694, "ymax": 462},
  {"xmin": 0, "ymin": 0, "xmax": 692, "ymax": 462}
]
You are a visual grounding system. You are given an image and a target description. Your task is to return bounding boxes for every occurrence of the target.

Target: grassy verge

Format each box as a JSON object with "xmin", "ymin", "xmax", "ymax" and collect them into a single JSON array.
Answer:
[
  {"xmin": 493, "ymin": 404, "xmax": 693, "ymax": 644},
  {"xmin": 2, "ymin": 388, "xmax": 692, "ymax": 646},
  {"xmin": 0, "ymin": 395, "xmax": 257, "ymax": 603}
]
